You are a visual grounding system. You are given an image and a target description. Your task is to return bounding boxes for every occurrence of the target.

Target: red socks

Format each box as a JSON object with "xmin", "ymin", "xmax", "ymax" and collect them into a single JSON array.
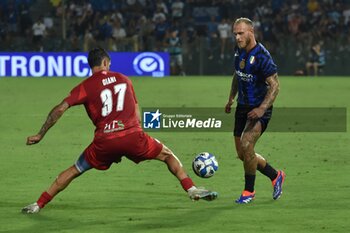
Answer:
[
  {"xmin": 37, "ymin": 191, "xmax": 53, "ymax": 208},
  {"xmin": 180, "ymin": 177, "xmax": 195, "ymax": 191}
]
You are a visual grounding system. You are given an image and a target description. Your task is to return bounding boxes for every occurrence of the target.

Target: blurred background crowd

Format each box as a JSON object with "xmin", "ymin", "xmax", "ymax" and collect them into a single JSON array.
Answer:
[{"xmin": 0, "ymin": 0, "xmax": 350, "ymax": 75}]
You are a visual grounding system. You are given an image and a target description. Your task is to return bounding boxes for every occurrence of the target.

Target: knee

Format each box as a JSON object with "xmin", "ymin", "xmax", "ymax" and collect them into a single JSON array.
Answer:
[
  {"xmin": 240, "ymin": 139, "xmax": 255, "ymax": 160},
  {"xmin": 237, "ymin": 153, "xmax": 244, "ymax": 161},
  {"xmin": 157, "ymin": 145, "xmax": 173, "ymax": 162},
  {"xmin": 69, "ymin": 165, "xmax": 82, "ymax": 177},
  {"xmin": 56, "ymin": 167, "xmax": 80, "ymax": 188},
  {"xmin": 236, "ymin": 149, "xmax": 244, "ymax": 161},
  {"xmin": 240, "ymin": 139, "xmax": 252, "ymax": 153}
]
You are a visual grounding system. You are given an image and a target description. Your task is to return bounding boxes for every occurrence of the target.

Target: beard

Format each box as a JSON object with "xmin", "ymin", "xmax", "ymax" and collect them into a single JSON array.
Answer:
[{"xmin": 238, "ymin": 36, "xmax": 251, "ymax": 49}]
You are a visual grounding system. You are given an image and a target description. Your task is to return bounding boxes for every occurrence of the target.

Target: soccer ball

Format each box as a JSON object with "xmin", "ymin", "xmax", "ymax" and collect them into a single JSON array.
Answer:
[{"xmin": 192, "ymin": 152, "xmax": 218, "ymax": 178}]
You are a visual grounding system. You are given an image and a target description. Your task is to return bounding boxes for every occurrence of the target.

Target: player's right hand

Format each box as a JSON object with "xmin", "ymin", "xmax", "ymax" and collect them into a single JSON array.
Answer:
[
  {"xmin": 26, "ymin": 134, "xmax": 42, "ymax": 145},
  {"xmin": 225, "ymin": 102, "xmax": 233, "ymax": 114}
]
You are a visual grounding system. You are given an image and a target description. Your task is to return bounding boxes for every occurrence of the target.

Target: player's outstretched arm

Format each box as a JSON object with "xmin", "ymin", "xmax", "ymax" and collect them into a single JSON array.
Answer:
[
  {"xmin": 26, "ymin": 100, "xmax": 70, "ymax": 145},
  {"xmin": 225, "ymin": 74, "xmax": 238, "ymax": 113}
]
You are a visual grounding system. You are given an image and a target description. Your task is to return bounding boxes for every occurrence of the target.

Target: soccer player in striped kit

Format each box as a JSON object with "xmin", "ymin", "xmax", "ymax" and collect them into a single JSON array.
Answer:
[{"xmin": 225, "ymin": 18, "xmax": 285, "ymax": 204}]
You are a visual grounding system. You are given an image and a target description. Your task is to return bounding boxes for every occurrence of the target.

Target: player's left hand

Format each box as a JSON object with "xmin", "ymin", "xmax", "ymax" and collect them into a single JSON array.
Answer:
[
  {"xmin": 247, "ymin": 107, "xmax": 265, "ymax": 119},
  {"xmin": 26, "ymin": 134, "xmax": 43, "ymax": 145},
  {"xmin": 225, "ymin": 101, "xmax": 234, "ymax": 113}
]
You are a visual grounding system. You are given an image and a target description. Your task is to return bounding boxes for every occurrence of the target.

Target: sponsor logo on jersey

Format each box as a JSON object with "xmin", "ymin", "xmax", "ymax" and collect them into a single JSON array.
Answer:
[
  {"xmin": 104, "ymin": 120, "xmax": 125, "ymax": 133},
  {"xmin": 236, "ymin": 70, "xmax": 254, "ymax": 82}
]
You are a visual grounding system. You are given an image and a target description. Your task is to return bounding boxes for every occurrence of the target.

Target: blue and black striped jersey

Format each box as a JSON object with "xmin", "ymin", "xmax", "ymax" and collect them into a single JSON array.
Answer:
[{"xmin": 234, "ymin": 42, "xmax": 277, "ymax": 106}]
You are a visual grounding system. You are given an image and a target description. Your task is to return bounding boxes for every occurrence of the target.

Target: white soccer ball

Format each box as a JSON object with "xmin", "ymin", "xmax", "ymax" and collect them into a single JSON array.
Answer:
[{"xmin": 192, "ymin": 152, "xmax": 218, "ymax": 178}]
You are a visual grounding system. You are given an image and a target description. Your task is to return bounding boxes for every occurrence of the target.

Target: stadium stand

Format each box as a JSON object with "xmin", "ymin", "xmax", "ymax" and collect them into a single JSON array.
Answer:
[{"xmin": 0, "ymin": 0, "xmax": 349, "ymax": 75}]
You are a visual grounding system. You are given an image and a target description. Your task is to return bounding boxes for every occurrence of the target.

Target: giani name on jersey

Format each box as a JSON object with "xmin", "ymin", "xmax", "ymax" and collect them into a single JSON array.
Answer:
[{"xmin": 102, "ymin": 76, "xmax": 117, "ymax": 86}]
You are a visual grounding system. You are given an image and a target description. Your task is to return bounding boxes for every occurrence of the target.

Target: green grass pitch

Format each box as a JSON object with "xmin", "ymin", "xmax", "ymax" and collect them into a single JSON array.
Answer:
[{"xmin": 0, "ymin": 76, "xmax": 349, "ymax": 233}]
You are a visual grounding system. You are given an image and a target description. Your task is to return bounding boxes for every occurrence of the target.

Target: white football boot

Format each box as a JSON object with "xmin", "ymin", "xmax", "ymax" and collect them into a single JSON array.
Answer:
[
  {"xmin": 188, "ymin": 187, "xmax": 218, "ymax": 201},
  {"xmin": 22, "ymin": 202, "xmax": 41, "ymax": 214}
]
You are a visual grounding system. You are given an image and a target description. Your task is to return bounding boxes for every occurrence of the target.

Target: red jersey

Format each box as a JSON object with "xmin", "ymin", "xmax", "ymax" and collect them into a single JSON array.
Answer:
[{"xmin": 65, "ymin": 70, "xmax": 142, "ymax": 138}]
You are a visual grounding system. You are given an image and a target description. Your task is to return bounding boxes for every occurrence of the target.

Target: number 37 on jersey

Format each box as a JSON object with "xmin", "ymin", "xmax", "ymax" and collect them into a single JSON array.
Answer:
[{"xmin": 100, "ymin": 83, "xmax": 127, "ymax": 117}]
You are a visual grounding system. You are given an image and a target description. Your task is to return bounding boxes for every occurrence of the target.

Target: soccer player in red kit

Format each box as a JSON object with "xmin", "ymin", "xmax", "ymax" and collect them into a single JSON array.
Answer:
[{"xmin": 22, "ymin": 48, "xmax": 217, "ymax": 214}]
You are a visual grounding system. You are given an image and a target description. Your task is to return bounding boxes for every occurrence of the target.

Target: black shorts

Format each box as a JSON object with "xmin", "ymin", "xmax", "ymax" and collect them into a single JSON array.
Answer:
[{"xmin": 234, "ymin": 105, "xmax": 273, "ymax": 137}]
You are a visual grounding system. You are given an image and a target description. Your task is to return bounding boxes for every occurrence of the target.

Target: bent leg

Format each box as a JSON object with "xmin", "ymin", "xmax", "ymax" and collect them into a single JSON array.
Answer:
[
  {"xmin": 155, "ymin": 145, "xmax": 189, "ymax": 182},
  {"xmin": 155, "ymin": 145, "xmax": 218, "ymax": 201},
  {"xmin": 46, "ymin": 152, "xmax": 92, "ymax": 198},
  {"xmin": 234, "ymin": 136, "xmax": 266, "ymax": 168},
  {"xmin": 235, "ymin": 136, "xmax": 277, "ymax": 181},
  {"xmin": 23, "ymin": 153, "xmax": 92, "ymax": 213},
  {"xmin": 47, "ymin": 165, "xmax": 81, "ymax": 197},
  {"xmin": 22, "ymin": 165, "xmax": 84, "ymax": 213},
  {"xmin": 235, "ymin": 120, "xmax": 262, "ymax": 195},
  {"xmin": 35, "ymin": 165, "xmax": 82, "ymax": 210},
  {"xmin": 240, "ymin": 120, "xmax": 262, "ymax": 175}
]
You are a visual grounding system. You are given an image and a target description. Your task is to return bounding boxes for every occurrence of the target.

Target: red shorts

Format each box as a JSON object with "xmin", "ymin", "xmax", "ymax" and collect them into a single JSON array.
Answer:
[{"xmin": 83, "ymin": 131, "xmax": 163, "ymax": 170}]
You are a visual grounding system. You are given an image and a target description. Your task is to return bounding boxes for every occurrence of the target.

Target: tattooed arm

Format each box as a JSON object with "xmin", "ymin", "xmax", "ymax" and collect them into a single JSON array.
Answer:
[
  {"xmin": 247, "ymin": 73, "xmax": 279, "ymax": 119},
  {"xmin": 27, "ymin": 100, "xmax": 70, "ymax": 145},
  {"xmin": 225, "ymin": 73, "xmax": 239, "ymax": 113}
]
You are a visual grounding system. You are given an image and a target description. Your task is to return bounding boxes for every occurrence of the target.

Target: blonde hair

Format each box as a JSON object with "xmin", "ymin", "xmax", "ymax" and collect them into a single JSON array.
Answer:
[{"xmin": 233, "ymin": 17, "xmax": 253, "ymax": 27}]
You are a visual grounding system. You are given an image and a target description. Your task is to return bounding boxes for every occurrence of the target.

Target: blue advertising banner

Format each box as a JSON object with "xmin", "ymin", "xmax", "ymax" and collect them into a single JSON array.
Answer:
[{"xmin": 0, "ymin": 52, "xmax": 169, "ymax": 77}]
